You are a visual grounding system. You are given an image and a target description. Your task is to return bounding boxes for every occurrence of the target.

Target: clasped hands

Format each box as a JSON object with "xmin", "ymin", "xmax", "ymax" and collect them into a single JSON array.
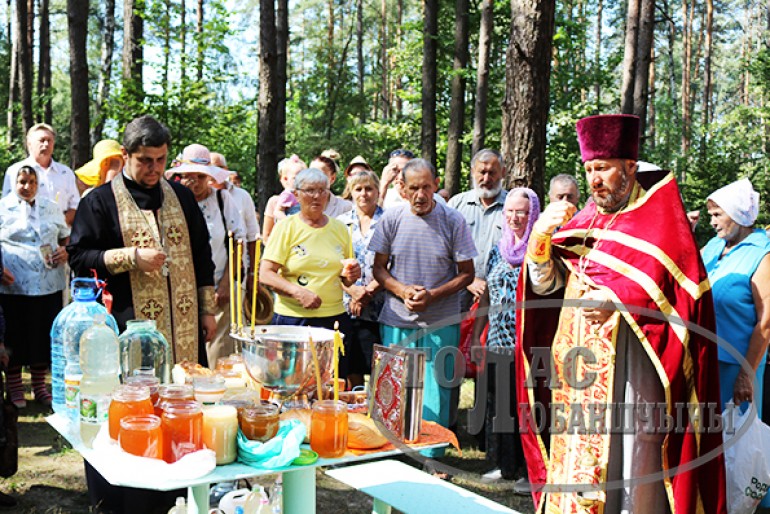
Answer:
[
  {"xmin": 401, "ymin": 284, "xmax": 431, "ymax": 312},
  {"xmin": 580, "ymin": 288, "xmax": 615, "ymax": 328}
]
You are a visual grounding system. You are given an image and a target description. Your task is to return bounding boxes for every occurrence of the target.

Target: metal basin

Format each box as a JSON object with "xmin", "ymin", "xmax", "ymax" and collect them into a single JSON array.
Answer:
[{"xmin": 233, "ymin": 325, "xmax": 336, "ymax": 400}]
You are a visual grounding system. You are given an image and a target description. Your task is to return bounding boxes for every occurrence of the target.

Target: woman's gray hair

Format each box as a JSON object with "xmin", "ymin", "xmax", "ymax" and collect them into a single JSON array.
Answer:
[{"xmin": 294, "ymin": 167, "xmax": 330, "ymax": 190}]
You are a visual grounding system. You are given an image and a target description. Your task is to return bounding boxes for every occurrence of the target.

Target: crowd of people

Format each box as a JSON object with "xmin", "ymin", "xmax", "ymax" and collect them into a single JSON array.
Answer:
[{"xmin": 0, "ymin": 113, "xmax": 766, "ymax": 513}]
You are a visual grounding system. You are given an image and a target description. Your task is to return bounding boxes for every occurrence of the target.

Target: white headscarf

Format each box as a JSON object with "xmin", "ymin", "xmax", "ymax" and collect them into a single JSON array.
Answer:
[{"xmin": 707, "ymin": 178, "xmax": 760, "ymax": 227}]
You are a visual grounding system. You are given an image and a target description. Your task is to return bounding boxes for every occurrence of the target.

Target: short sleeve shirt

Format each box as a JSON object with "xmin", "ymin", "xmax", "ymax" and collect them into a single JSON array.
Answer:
[
  {"xmin": 263, "ymin": 214, "xmax": 350, "ymax": 317},
  {"xmin": 368, "ymin": 201, "xmax": 477, "ymax": 328},
  {"xmin": 198, "ymin": 189, "xmax": 246, "ymax": 284},
  {"xmin": 447, "ymin": 188, "xmax": 506, "ymax": 278}
]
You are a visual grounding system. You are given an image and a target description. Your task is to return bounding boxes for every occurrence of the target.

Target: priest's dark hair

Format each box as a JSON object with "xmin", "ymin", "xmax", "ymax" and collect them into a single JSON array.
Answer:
[{"xmin": 123, "ymin": 115, "xmax": 171, "ymax": 154}]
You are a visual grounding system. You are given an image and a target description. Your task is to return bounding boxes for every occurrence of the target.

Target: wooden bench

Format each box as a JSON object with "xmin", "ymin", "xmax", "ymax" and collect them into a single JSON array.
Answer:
[{"xmin": 326, "ymin": 459, "xmax": 523, "ymax": 514}]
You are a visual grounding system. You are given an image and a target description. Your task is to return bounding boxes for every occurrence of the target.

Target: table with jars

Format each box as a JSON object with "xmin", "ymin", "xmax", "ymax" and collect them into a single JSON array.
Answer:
[{"xmin": 47, "ymin": 325, "xmax": 447, "ymax": 514}]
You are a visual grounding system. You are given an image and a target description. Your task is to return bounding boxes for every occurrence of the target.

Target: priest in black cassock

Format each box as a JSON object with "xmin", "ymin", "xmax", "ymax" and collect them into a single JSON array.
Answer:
[{"xmin": 68, "ymin": 115, "xmax": 217, "ymax": 514}]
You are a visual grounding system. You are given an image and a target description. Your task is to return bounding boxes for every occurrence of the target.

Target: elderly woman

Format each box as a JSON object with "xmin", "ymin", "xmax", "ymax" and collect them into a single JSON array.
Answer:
[
  {"xmin": 473, "ymin": 188, "xmax": 540, "ymax": 482},
  {"xmin": 310, "ymin": 155, "xmax": 353, "ymax": 217},
  {"xmin": 337, "ymin": 170, "xmax": 385, "ymax": 386},
  {"xmin": 702, "ymin": 179, "xmax": 770, "ymax": 416},
  {"xmin": 0, "ymin": 166, "xmax": 70, "ymax": 407},
  {"xmin": 261, "ymin": 168, "xmax": 361, "ymax": 379},
  {"xmin": 74, "ymin": 139, "xmax": 124, "ymax": 195},
  {"xmin": 175, "ymin": 144, "xmax": 246, "ymax": 366}
]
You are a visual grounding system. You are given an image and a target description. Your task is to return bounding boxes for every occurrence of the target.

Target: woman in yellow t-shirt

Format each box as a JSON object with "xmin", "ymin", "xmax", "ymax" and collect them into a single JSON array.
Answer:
[{"xmin": 261, "ymin": 168, "xmax": 362, "ymax": 378}]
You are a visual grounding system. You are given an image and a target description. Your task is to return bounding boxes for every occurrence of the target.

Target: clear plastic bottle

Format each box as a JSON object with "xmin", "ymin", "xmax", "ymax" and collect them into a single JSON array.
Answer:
[
  {"xmin": 50, "ymin": 278, "xmax": 118, "ymax": 418},
  {"xmin": 269, "ymin": 476, "xmax": 282, "ymax": 514},
  {"xmin": 79, "ymin": 314, "xmax": 121, "ymax": 447},
  {"xmin": 167, "ymin": 497, "xmax": 187, "ymax": 514}
]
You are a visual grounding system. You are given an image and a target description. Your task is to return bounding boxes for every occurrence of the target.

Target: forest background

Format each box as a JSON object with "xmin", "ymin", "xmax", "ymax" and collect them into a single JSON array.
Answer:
[{"xmin": 0, "ymin": 0, "xmax": 768, "ymax": 245}]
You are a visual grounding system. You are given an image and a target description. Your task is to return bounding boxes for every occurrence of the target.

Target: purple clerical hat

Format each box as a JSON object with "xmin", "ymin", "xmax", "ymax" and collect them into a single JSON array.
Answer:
[{"xmin": 576, "ymin": 114, "xmax": 640, "ymax": 162}]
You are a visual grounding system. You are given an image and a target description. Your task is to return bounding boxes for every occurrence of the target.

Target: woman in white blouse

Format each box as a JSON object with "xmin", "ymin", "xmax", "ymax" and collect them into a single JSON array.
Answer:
[{"xmin": 0, "ymin": 165, "xmax": 70, "ymax": 408}]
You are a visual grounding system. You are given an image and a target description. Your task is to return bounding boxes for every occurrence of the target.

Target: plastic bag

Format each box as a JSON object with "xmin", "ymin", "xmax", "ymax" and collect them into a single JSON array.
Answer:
[
  {"xmin": 458, "ymin": 301, "xmax": 488, "ymax": 379},
  {"xmin": 723, "ymin": 405, "xmax": 770, "ymax": 514}
]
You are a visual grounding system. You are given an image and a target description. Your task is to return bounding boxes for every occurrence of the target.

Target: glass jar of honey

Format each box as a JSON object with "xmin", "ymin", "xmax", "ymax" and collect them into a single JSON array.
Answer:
[
  {"xmin": 202, "ymin": 405, "xmax": 238, "ymax": 464},
  {"xmin": 119, "ymin": 414, "xmax": 162, "ymax": 459},
  {"xmin": 161, "ymin": 400, "xmax": 203, "ymax": 463},
  {"xmin": 310, "ymin": 400, "xmax": 348, "ymax": 458},
  {"xmin": 240, "ymin": 402, "xmax": 280, "ymax": 442},
  {"xmin": 125, "ymin": 375, "xmax": 160, "ymax": 410},
  {"xmin": 108, "ymin": 385, "xmax": 154, "ymax": 440},
  {"xmin": 156, "ymin": 384, "xmax": 195, "ymax": 417}
]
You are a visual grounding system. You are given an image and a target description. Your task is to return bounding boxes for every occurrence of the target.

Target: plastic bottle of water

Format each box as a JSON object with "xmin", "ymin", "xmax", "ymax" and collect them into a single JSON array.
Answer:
[
  {"xmin": 269, "ymin": 476, "xmax": 282, "ymax": 513},
  {"xmin": 79, "ymin": 314, "xmax": 121, "ymax": 447},
  {"xmin": 50, "ymin": 278, "xmax": 117, "ymax": 417},
  {"xmin": 167, "ymin": 497, "xmax": 187, "ymax": 514}
]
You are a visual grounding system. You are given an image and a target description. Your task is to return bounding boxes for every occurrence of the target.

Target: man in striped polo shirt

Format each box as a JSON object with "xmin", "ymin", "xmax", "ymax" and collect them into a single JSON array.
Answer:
[{"xmin": 370, "ymin": 158, "xmax": 476, "ymax": 454}]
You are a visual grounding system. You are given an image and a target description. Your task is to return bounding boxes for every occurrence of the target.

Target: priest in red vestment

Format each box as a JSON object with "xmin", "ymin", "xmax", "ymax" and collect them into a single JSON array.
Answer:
[{"xmin": 516, "ymin": 114, "xmax": 726, "ymax": 514}]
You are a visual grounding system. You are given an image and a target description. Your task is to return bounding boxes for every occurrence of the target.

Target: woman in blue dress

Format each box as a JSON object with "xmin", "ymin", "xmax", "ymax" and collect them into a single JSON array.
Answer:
[{"xmin": 474, "ymin": 187, "xmax": 540, "ymax": 481}]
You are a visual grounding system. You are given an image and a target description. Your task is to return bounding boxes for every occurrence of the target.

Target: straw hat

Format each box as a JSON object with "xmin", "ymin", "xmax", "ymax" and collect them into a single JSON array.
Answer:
[
  {"xmin": 168, "ymin": 144, "xmax": 231, "ymax": 184},
  {"xmin": 343, "ymin": 155, "xmax": 372, "ymax": 177},
  {"xmin": 74, "ymin": 140, "xmax": 123, "ymax": 187}
]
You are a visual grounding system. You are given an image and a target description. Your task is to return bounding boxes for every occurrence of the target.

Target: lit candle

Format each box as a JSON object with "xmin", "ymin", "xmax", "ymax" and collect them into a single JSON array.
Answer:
[
  {"xmin": 228, "ymin": 232, "xmax": 235, "ymax": 332},
  {"xmin": 250, "ymin": 240, "xmax": 261, "ymax": 333},
  {"xmin": 236, "ymin": 240, "xmax": 243, "ymax": 330},
  {"xmin": 333, "ymin": 321, "xmax": 344, "ymax": 402}
]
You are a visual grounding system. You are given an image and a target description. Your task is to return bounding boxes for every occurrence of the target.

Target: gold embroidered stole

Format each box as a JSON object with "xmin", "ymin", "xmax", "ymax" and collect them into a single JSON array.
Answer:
[
  {"xmin": 545, "ymin": 273, "xmax": 621, "ymax": 514},
  {"xmin": 112, "ymin": 174, "xmax": 199, "ymax": 363}
]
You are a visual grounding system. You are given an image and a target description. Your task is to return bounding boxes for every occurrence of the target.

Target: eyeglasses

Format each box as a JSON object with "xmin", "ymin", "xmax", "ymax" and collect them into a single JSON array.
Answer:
[
  {"xmin": 389, "ymin": 149, "xmax": 415, "ymax": 159},
  {"xmin": 296, "ymin": 188, "xmax": 330, "ymax": 197},
  {"xmin": 507, "ymin": 210, "xmax": 529, "ymax": 218}
]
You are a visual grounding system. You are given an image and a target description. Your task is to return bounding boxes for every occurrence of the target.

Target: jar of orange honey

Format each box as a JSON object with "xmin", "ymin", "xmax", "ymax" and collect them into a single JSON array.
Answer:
[
  {"xmin": 125, "ymin": 375, "xmax": 160, "ymax": 410},
  {"xmin": 119, "ymin": 414, "xmax": 162, "ymax": 459},
  {"xmin": 240, "ymin": 402, "xmax": 280, "ymax": 442},
  {"xmin": 156, "ymin": 384, "xmax": 194, "ymax": 417},
  {"xmin": 161, "ymin": 400, "xmax": 203, "ymax": 463},
  {"xmin": 310, "ymin": 400, "xmax": 348, "ymax": 458},
  {"xmin": 108, "ymin": 385, "xmax": 154, "ymax": 440}
]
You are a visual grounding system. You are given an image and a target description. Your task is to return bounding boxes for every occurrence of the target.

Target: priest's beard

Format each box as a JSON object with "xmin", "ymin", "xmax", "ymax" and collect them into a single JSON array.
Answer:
[{"xmin": 593, "ymin": 170, "xmax": 631, "ymax": 212}]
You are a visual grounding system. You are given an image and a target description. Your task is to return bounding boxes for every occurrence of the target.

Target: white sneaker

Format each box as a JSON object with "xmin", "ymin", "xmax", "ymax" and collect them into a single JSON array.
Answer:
[
  {"xmin": 482, "ymin": 468, "xmax": 502, "ymax": 480},
  {"xmin": 514, "ymin": 477, "xmax": 531, "ymax": 495}
]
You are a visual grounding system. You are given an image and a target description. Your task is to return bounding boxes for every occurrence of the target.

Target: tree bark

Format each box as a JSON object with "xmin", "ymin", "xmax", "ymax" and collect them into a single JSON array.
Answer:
[
  {"xmin": 680, "ymin": 0, "xmax": 693, "ymax": 153},
  {"xmin": 91, "ymin": 0, "xmax": 115, "ymax": 145},
  {"xmin": 7, "ymin": 6, "xmax": 18, "ymax": 144},
  {"xmin": 67, "ymin": 0, "xmax": 90, "ymax": 169},
  {"xmin": 500, "ymin": 0, "xmax": 556, "ymax": 198},
  {"xmin": 444, "ymin": 0, "xmax": 469, "ymax": 196},
  {"xmin": 472, "ymin": 0, "xmax": 493, "ymax": 156},
  {"xmin": 702, "ymin": 0, "xmax": 713, "ymax": 129},
  {"xmin": 380, "ymin": 0, "xmax": 389, "ymax": 119},
  {"xmin": 421, "ymin": 0, "xmax": 438, "ymax": 166},
  {"xmin": 196, "ymin": 0, "xmax": 203, "ymax": 81},
  {"xmin": 593, "ymin": 0, "xmax": 602, "ymax": 111},
  {"xmin": 620, "ymin": 0, "xmax": 640, "ymax": 114},
  {"xmin": 180, "ymin": 0, "xmax": 186, "ymax": 81},
  {"xmin": 122, "ymin": 0, "xmax": 144, "ymax": 102},
  {"xmin": 633, "ymin": 0, "xmax": 654, "ymax": 140},
  {"xmin": 395, "ymin": 0, "xmax": 403, "ymax": 116},
  {"xmin": 276, "ymin": 0, "xmax": 288, "ymax": 159},
  {"xmin": 37, "ymin": 0, "xmax": 51, "ymax": 124},
  {"xmin": 356, "ymin": 0, "xmax": 364, "ymax": 122},
  {"xmin": 26, "ymin": 0, "xmax": 33, "ymax": 81},
  {"xmin": 256, "ymin": 0, "xmax": 280, "ymax": 217},
  {"xmin": 649, "ymin": 45, "xmax": 656, "ymax": 150},
  {"xmin": 15, "ymin": 0, "xmax": 33, "ymax": 136}
]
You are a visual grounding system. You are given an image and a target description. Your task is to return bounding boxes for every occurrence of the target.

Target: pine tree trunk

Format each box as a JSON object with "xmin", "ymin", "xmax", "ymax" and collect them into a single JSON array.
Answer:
[
  {"xmin": 15, "ymin": 0, "xmax": 32, "ymax": 135},
  {"xmin": 256, "ymin": 0, "xmax": 279, "ymax": 217},
  {"xmin": 380, "ymin": 0, "xmax": 389, "ymax": 119},
  {"xmin": 649, "ymin": 46, "xmax": 656, "ymax": 150},
  {"xmin": 26, "ymin": 0, "xmax": 33, "ymax": 84},
  {"xmin": 680, "ymin": 0, "xmax": 693, "ymax": 153},
  {"xmin": 421, "ymin": 0, "xmax": 438, "ymax": 166},
  {"xmin": 701, "ymin": 0, "xmax": 712, "ymax": 129},
  {"xmin": 276, "ymin": 0, "xmax": 288, "ymax": 158},
  {"xmin": 472, "ymin": 0, "xmax": 493, "ymax": 156},
  {"xmin": 91, "ymin": 0, "xmax": 114, "ymax": 144},
  {"xmin": 356, "ymin": 0, "xmax": 364, "ymax": 122},
  {"xmin": 37, "ymin": 0, "xmax": 51, "ymax": 124},
  {"xmin": 444, "ymin": 0, "xmax": 469, "ymax": 196},
  {"xmin": 123, "ymin": 0, "xmax": 144, "ymax": 102},
  {"xmin": 7, "ymin": 11, "xmax": 18, "ymax": 144},
  {"xmin": 500, "ymin": 0, "xmax": 556, "ymax": 198},
  {"xmin": 633, "ymin": 0, "xmax": 654, "ymax": 141},
  {"xmin": 395, "ymin": 0, "xmax": 403, "ymax": 116},
  {"xmin": 67, "ymin": 0, "xmax": 90, "ymax": 169},
  {"xmin": 593, "ymin": 0, "xmax": 602, "ymax": 111},
  {"xmin": 196, "ymin": 0, "xmax": 203, "ymax": 81},
  {"xmin": 620, "ymin": 0, "xmax": 640, "ymax": 114},
  {"xmin": 162, "ymin": 0, "xmax": 170, "ymax": 102},
  {"xmin": 180, "ymin": 0, "xmax": 186, "ymax": 81}
]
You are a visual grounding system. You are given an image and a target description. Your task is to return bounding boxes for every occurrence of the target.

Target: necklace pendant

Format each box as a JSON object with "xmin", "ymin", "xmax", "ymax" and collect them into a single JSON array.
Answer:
[{"xmin": 161, "ymin": 261, "xmax": 170, "ymax": 277}]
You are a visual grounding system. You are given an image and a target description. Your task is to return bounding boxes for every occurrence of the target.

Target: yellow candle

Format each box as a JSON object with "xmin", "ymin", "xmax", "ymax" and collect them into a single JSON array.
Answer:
[
  {"xmin": 333, "ymin": 321, "xmax": 344, "ymax": 402},
  {"xmin": 236, "ymin": 240, "xmax": 243, "ymax": 330},
  {"xmin": 250, "ymin": 240, "xmax": 261, "ymax": 332},
  {"xmin": 308, "ymin": 336, "xmax": 324, "ymax": 401},
  {"xmin": 228, "ymin": 232, "xmax": 235, "ymax": 331},
  {"xmin": 202, "ymin": 405, "xmax": 238, "ymax": 465},
  {"xmin": 348, "ymin": 225, "xmax": 354, "ymax": 259}
]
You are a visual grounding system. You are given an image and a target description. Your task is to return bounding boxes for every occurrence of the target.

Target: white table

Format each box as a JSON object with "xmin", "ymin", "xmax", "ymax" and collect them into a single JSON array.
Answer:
[{"xmin": 47, "ymin": 413, "xmax": 445, "ymax": 514}]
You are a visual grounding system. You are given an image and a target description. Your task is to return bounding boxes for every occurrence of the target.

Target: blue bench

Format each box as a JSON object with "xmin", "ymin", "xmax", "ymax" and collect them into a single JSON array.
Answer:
[{"xmin": 326, "ymin": 459, "xmax": 523, "ymax": 514}]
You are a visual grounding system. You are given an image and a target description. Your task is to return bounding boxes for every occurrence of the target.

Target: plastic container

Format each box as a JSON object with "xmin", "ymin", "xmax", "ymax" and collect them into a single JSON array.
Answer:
[
  {"xmin": 119, "ymin": 319, "xmax": 172, "ymax": 384},
  {"xmin": 219, "ymin": 489, "xmax": 250, "ymax": 514},
  {"xmin": 50, "ymin": 278, "xmax": 117, "ymax": 418},
  {"xmin": 167, "ymin": 496, "xmax": 187, "ymax": 514},
  {"xmin": 79, "ymin": 314, "xmax": 121, "ymax": 447}
]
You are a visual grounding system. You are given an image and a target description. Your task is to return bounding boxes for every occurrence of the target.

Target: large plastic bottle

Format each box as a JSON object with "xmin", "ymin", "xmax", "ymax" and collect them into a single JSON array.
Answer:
[
  {"xmin": 50, "ymin": 278, "xmax": 117, "ymax": 417},
  {"xmin": 79, "ymin": 314, "xmax": 121, "ymax": 447},
  {"xmin": 167, "ymin": 497, "xmax": 187, "ymax": 514}
]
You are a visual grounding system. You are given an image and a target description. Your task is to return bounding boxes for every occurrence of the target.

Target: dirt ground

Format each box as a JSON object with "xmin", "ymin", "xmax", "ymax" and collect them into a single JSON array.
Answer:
[{"xmin": 1, "ymin": 379, "xmax": 536, "ymax": 514}]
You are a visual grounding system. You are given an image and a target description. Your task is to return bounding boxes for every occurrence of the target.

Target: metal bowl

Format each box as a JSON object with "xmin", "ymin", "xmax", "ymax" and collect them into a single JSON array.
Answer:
[{"xmin": 232, "ymin": 325, "xmax": 337, "ymax": 400}]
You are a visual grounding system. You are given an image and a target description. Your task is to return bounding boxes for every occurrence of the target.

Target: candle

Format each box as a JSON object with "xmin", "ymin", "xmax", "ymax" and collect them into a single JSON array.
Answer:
[
  {"xmin": 250, "ymin": 240, "xmax": 261, "ymax": 333},
  {"xmin": 333, "ymin": 321, "xmax": 344, "ymax": 402},
  {"xmin": 348, "ymin": 225, "xmax": 354, "ymax": 259},
  {"xmin": 228, "ymin": 232, "xmax": 235, "ymax": 332},
  {"xmin": 236, "ymin": 240, "xmax": 243, "ymax": 330},
  {"xmin": 308, "ymin": 335, "xmax": 324, "ymax": 401},
  {"xmin": 202, "ymin": 405, "xmax": 238, "ymax": 465}
]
